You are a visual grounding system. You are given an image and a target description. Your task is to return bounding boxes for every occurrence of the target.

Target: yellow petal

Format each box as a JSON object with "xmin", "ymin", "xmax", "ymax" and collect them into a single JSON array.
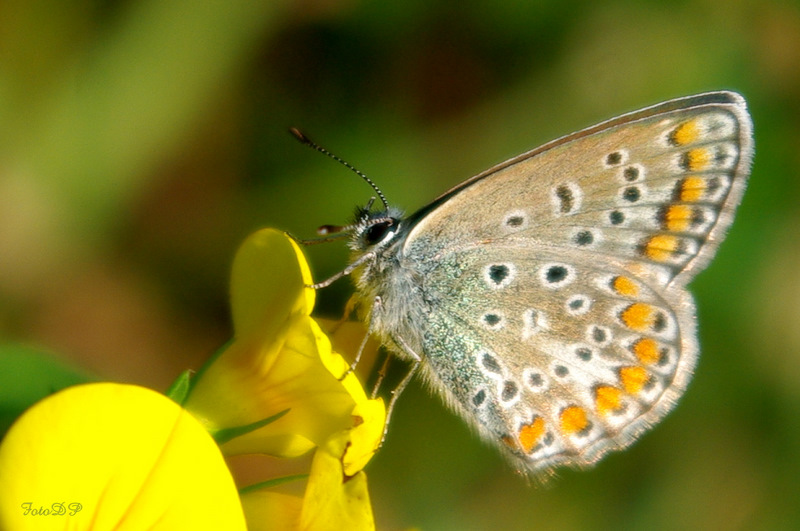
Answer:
[
  {"xmin": 300, "ymin": 433, "xmax": 375, "ymax": 531},
  {"xmin": 230, "ymin": 228, "xmax": 314, "ymax": 344},
  {"xmin": 0, "ymin": 383, "xmax": 245, "ymax": 530},
  {"xmin": 204, "ymin": 316, "xmax": 359, "ymax": 457},
  {"xmin": 343, "ymin": 399, "xmax": 386, "ymax": 477},
  {"xmin": 319, "ymin": 317, "xmax": 381, "ymax": 384},
  {"xmin": 186, "ymin": 227, "xmax": 381, "ymax": 464},
  {"xmin": 241, "ymin": 490, "xmax": 303, "ymax": 531},
  {"xmin": 186, "ymin": 229, "xmax": 365, "ymax": 457}
]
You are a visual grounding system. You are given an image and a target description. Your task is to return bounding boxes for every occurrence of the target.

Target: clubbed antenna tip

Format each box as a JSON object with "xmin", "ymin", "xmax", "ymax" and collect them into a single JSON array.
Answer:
[{"xmin": 289, "ymin": 127, "xmax": 312, "ymax": 145}]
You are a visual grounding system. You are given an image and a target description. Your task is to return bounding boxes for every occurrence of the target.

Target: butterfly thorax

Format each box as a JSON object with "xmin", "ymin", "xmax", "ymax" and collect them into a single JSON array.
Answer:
[{"xmin": 349, "ymin": 207, "xmax": 430, "ymax": 361}]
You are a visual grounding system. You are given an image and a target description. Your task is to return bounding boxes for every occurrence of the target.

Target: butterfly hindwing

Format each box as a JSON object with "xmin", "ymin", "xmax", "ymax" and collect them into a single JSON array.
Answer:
[{"xmin": 416, "ymin": 245, "xmax": 695, "ymax": 471}]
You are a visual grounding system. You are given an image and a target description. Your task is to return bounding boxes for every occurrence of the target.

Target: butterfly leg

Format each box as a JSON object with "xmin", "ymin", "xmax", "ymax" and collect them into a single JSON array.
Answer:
[
  {"xmin": 338, "ymin": 324, "xmax": 373, "ymax": 381},
  {"xmin": 370, "ymin": 352, "xmax": 392, "ymax": 399},
  {"xmin": 325, "ymin": 294, "xmax": 359, "ymax": 337},
  {"xmin": 379, "ymin": 357, "xmax": 420, "ymax": 446},
  {"xmin": 336, "ymin": 295, "xmax": 379, "ymax": 381},
  {"xmin": 308, "ymin": 251, "xmax": 376, "ymax": 289},
  {"xmin": 369, "ymin": 335, "xmax": 419, "ymax": 399},
  {"xmin": 375, "ymin": 326, "xmax": 422, "ymax": 445}
]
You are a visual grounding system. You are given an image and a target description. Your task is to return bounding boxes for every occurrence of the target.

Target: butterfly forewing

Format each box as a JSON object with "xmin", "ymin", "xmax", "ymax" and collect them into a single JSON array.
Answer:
[
  {"xmin": 393, "ymin": 91, "xmax": 751, "ymax": 473},
  {"xmin": 404, "ymin": 92, "xmax": 752, "ymax": 288}
]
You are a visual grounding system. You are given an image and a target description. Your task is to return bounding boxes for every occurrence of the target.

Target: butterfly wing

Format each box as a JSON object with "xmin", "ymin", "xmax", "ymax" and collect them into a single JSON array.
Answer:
[{"xmin": 399, "ymin": 91, "xmax": 752, "ymax": 472}]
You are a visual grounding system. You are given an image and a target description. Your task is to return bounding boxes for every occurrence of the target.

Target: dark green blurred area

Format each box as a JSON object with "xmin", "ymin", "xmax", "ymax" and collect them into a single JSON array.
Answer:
[{"xmin": 0, "ymin": 0, "xmax": 798, "ymax": 529}]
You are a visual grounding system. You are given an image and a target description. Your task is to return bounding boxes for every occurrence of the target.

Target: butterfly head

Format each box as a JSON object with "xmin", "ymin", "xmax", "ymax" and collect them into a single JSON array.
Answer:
[{"xmin": 349, "ymin": 203, "xmax": 405, "ymax": 255}]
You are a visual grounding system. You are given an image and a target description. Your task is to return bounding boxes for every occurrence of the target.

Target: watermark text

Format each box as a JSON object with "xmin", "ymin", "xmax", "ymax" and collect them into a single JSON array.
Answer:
[{"xmin": 21, "ymin": 502, "xmax": 83, "ymax": 516}]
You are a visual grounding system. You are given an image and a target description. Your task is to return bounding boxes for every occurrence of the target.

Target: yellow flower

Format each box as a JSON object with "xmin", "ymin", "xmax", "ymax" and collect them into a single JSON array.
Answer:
[
  {"xmin": 0, "ymin": 382, "xmax": 246, "ymax": 530},
  {"xmin": 182, "ymin": 228, "xmax": 385, "ymax": 529},
  {"xmin": 0, "ymin": 228, "xmax": 385, "ymax": 530},
  {"xmin": 240, "ymin": 431, "xmax": 376, "ymax": 531},
  {"xmin": 183, "ymin": 228, "xmax": 384, "ymax": 459}
]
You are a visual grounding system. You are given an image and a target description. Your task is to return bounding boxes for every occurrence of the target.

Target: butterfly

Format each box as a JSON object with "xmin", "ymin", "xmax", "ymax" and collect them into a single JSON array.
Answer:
[{"xmin": 299, "ymin": 91, "xmax": 753, "ymax": 475}]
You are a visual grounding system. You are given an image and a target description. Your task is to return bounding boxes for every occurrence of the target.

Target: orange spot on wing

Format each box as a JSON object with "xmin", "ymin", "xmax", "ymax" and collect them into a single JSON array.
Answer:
[
  {"xmin": 620, "ymin": 366, "xmax": 649, "ymax": 394},
  {"xmin": 518, "ymin": 417, "xmax": 546, "ymax": 453},
  {"xmin": 621, "ymin": 302, "xmax": 654, "ymax": 331},
  {"xmin": 612, "ymin": 276, "xmax": 639, "ymax": 297},
  {"xmin": 560, "ymin": 406, "xmax": 589, "ymax": 435},
  {"xmin": 644, "ymin": 234, "xmax": 679, "ymax": 262},
  {"xmin": 633, "ymin": 338, "xmax": 661, "ymax": 365},
  {"xmin": 671, "ymin": 120, "xmax": 700, "ymax": 145},
  {"xmin": 686, "ymin": 148, "xmax": 710, "ymax": 171},
  {"xmin": 595, "ymin": 386, "xmax": 623, "ymax": 416},
  {"xmin": 665, "ymin": 204, "xmax": 692, "ymax": 232},
  {"xmin": 679, "ymin": 176, "xmax": 706, "ymax": 202}
]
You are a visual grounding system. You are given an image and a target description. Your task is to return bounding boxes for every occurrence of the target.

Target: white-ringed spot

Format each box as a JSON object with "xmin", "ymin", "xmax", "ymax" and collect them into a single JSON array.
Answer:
[
  {"xmin": 565, "ymin": 294, "xmax": 592, "ymax": 316},
  {"xmin": 483, "ymin": 263, "xmax": 516, "ymax": 289},
  {"xmin": 539, "ymin": 263, "xmax": 575, "ymax": 289}
]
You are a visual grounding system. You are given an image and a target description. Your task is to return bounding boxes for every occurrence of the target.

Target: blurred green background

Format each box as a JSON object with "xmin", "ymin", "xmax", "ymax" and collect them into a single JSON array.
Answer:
[{"xmin": 0, "ymin": 0, "xmax": 798, "ymax": 529}]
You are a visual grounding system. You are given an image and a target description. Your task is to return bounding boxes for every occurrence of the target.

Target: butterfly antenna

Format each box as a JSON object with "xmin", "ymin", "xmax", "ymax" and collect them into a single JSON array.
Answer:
[{"xmin": 289, "ymin": 127, "xmax": 390, "ymax": 211}]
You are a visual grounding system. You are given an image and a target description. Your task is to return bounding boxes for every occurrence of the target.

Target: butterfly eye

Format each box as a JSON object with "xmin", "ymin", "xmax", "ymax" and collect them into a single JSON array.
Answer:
[{"xmin": 363, "ymin": 220, "xmax": 396, "ymax": 245}]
